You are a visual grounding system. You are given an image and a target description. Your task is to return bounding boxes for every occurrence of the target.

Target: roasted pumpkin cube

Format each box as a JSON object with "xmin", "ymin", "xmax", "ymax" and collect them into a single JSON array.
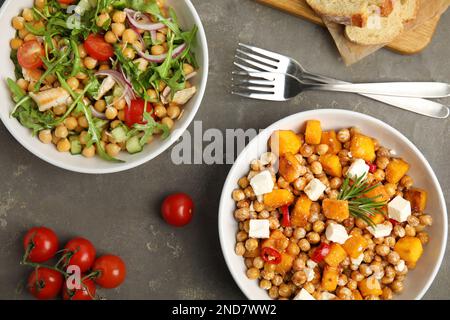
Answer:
[
  {"xmin": 321, "ymin": 266, "xmax": 339, "ymax": 291},
  {"xmin": 350, "ymin": 133, "xmax": 375, "ymax": 162},
  {"xmin": 352, "ymin": 290, "xmax": 363, "ymax": 300},
  {"xmin": 262, "ymin": 230, "xmax": 288, "ymax": 252},
  {"xmin": 343, "ymin": 234, "xmax": 368, "ymax": 259},
  {"xmin": 270, "ymin": 130, "xmax": 302, "ymax": 156},
  {"xmin": 320, "ymin": 154, "xmax": 342, "ymax": 177},
  {"xmin": 305, "ymin": 120, "xmax": 322, "ymax": 145},
  {"xmin": 394, "ymin": 236, "xmax": 423, "ymax": 264},
  {"xmin": 369, "ymin": 211, "xmax": 386, "ymax": 225},
  {"xmin": 404, "ymin": 188, "xmax": 428, "ymax": 212},
  {"xmin": 279, "ymin": 152, "xmax": 302, "ymax": 183},
  {"xmin": 321, "ymin": 130, "xmax": 342, "ymax": 155},
  {"xmin": 244, "ymin": 246, "xmax": 260, "ymax": 258},
  {"xmin": 358, "ymin": 276, "xmax": 382, "ymax": 297},
  {"xmin": 263, "ymin": 189, "xmax": 294, "ymax": 209},
  {"xmin": 324, "ymin": 243, "xmax": 347, "ymax": 267},
  {"xmin": 322, "ymin": 199, "xmax": 349, "ymax": 222},
  {"xmin": 364, "ymin": 184, "xmax": 390, "ymax": 203},
  {"xmin": 386, "ymin": 158, "xmax": 410, "ymax": 184},
  {"xmin": 275, "ymin": 252, "xmax": 294, "ymax": 274},
  {"xmin": 291, "ymin": 194, "xmax": 312, "ymax": 227}
]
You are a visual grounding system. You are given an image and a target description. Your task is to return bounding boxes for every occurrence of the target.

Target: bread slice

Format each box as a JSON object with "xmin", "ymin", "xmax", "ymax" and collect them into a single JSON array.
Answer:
[
  {"xmin": 344, "ymin": 0, "xmax": 417, "ymax": 45},
  {"xmin": 305, "ymin": 0, "xmax": 395, "ymax": 27}
]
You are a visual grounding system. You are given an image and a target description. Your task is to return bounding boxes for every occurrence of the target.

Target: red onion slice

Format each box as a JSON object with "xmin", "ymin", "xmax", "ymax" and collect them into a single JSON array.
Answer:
[
  {"xmin": 90, "ymin": 105, "xmax": 107, "ymax": 119},
  {"xmin": 185, "ymin": 71, "xmax": 197, "ymax": 80},
  {"xmin": 125, "ymin": 8, "xmax": 166, "ymax": 31},
  {"xmin": 133, "ymin": 43, "xmax": 187, "ymax": 63},
  {"xmin": 95, "ymin": 69, "xmax": 136, "ymax": 106}
]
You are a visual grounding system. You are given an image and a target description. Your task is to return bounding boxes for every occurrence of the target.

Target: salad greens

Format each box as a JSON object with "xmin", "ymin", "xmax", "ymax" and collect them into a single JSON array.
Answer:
[{"xmin": 6, "ymin": 0, "xmax": 199, "ymax": 162}]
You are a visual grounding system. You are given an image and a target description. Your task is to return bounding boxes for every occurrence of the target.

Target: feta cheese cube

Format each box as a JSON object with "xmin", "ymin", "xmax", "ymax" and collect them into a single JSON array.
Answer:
[
  {"xmin": 367, "ymin": 223, "xmax": 393, "ymax": 238},
  {"xmin": 306, "ymin": 259, "xmax": 317, "ymax": 269},
  {"xmin": 304, "ymin": 178, "xmax": 326, "ymax": 201},
  {"xmin": 293, "ymin": 288, "xmax": 315, "ymax": 300},
  {"xmin": 320, "ymin": 292, "xmax": 337, "ymax": 300},
  {"xmin": 304, "ymin": 268, "xmax": 315, "ymax": 282},
  {"xmin": 325, "ymin": 223, "xmax": 349, "ymax": 244},
  {"xmin": 346, "ymin": 159, "xmax": 370, "ymax": 180},
  {"xmin": 351, "ymin": 253, "xmax": 364, "ymax": 266},
  {"xmin": 250, "ymin": 170, "xmax": 274, "ymax": 196},
  {"xmin": 249, "ymin": 219, "xmax": 270, "ymax": 239},
  {"xmin": 388, "ymin": 196, "xmax": 411, "ymax": 222}
]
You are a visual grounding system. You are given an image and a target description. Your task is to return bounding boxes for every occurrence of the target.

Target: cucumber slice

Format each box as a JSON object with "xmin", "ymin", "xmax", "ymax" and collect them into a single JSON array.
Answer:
[
  {"xmin": 70, "ymin": 137, "xmax": 82, "ymax": 155},
  {"xmin": 111, "ymin": 126, "xmax": 127, "ymax": 143},
  {"xmin": 126, "ymin": 136, "xmax": 143, "ymax": 154}
]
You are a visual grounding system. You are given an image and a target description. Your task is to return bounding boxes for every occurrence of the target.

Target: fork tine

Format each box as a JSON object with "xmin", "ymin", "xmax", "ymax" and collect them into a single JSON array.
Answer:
[
  {"xmin": 231, "ymin": 90, "xmax": 285, "ymax": 101},
  {"xmin": 231, "ymin": 71, "xmax": 277, "ymax": 81},
  {"xmin": 234, "ymin": 55, "xmax": 276, "ymax": 73},
  {"xmin": 232, "ymin": 78, "xmax": 274, "ymax": 86},
  {"xmin": 233, "ymin": 62, "xmax": 262, "ymax": 73},
  {"xmin": 236, "ymin": 49, "xmax": 279, "ymax": 69},
  {"xmin": 232, "ymin": 84, "xmax": 275, "ymax": 93},
  {"xmin": 238, "ymin": 43, "xmax": 283, "ymax": 62}
]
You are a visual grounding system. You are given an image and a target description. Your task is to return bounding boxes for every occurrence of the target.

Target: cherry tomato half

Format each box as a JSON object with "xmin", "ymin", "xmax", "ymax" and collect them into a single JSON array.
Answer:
[
  {"xmin": 62, "ymin": 277, "xmax": 96, "ymax": 300},
  {"xmin": 92, "ymin": 255, "xmax": 126, "ymax": 289},
  {"xmin": 161, "ymin": 193, "xmax": 194, "ymax": 227},
  {"xmin": 125, "ymin": 98, "xmax": 154, "ymax": 128},
  {"xmin": 17, "ymin": 40, "xmax": 44, "ymax": 69},
  {"xmin": 64, "ymin": 237, "xmax": 96, "ymax": 273},
  {"xmin": 27, "ymin": 268, "xmax": 63, "ymax": 300},
  {"xmin": 58, "ymin": 0, "xmax": 76, "ymax": 4},
  {"xmin": 23, "ymin": 227, "xmax": 59, "ymax": 263},
  {"xmin": 83, "ymin": 34, "xmax": 114, "ymax": 62}
]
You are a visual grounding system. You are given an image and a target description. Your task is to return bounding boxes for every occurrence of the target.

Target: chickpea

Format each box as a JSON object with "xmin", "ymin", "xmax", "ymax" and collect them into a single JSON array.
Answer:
[
  {"xmin": 300, "ymin": 144, "xmax": 313, "ymax": 157},
  {"xmin": 76, "ymin": 72, "xmax": 88, "ymax": 80},
  {"xmin": 393, "ymin": 225, "xmax": 406, "ymax": 238},
  {"xmin": 146, "ymin": 89, "xmax": 158, "ymax": 101},
  {"xmin": 298, "ymin": 239, "xmax": 311, "ymax": 252},
  {"xmin": 235, "ymin": 242, "xmax": 245, "ymax": 256},
  {"xmin": 114, "ymin": 98, "xmax": 126, "ymax": 110},
  {"xmin": 310, "ymin": 161, "xmax": 323, "ymax": 175},
  {"xmin": 104, "ymin": 31, "xmax": 117, "ymax": 44},
  {"xmin": 351, "ymin": 271, "xmax": 364, "ymax": 282},
  {"xmin": 118, "ymin": 110, "xmax": 125, "ymax": 121},
  {"xmin": 10, "ymin": 38, "xmax": 23, "ymax": 50},
  {"xmin": 234, "ymin": 208, "xmax": 250, "ymax": 222},
  {"xmin": 375, "ymin": 156, "xmax": 389, "ymax": 170},
  {"xmin": 122, "ymin": 29, "xmax": 138, "ymax": 43},
  {"xmin": 94, "ymin": 100, "xmax": 107, "ymax": 113},
  {"xmin": 22, "ymin": 8, "xmax": 34, "ymax": 22},
  {"xmin": 268, "ymin": 287, "xmax": 279, "ymax": 299},
  {"xmin": 56, "ymin": 139, "xmax": 71, "ymax": 152},
  {"xmin": 105, "ymin": 143, "xmax": 121, "ymax": 157},
  {"xmin": 53, "ymin": 105, "xmax": 67, "ymax": 116},
  {"xmin": 154, "ymin": 104, "xmax": 167, "ymax": 119},
  {"xmin": 236, "ymin": 231, "xmax": 248, "ymax": 243},
  {"xmin": 337, "ymin": 128, "xmax": 350, "ymax": 143},
  {"xmin": 244, "ymin": 238, "xmax": 258, "ymax": 251},
  {"xmin": 375, "ymin": 244, "xmax": 390, "ymax": 257},
  {"xmin": 293, "ymin": 177, "xmax": 307, "ymax": 191},
  {"xmin": 84, "ymin": 57, "xmax": 98, "ymax": 69},
  {"xmin": 384, "ymin": 183, "xmax": 397, "ymax": 198},
  {"xmin": 384, "ymin": 236, "xmax": 396, "ymax": 248},
  {"xmin": 391, "ymin": 280, "xmax": 404, "ymax": 293},
  {"xmin": 111, "ymin": 23, "xmax": 126, "ymax": 37},
  {"xmin": 287, "ymin": 242, "xmax": 300, "ymax": 256},
  {"xmin": 16, "ymin": 79, "xmax": 29, "ymax": 91},
  {"xmin": 346, "ymin": 279, "xmax": 357, "ymax": 291},
  {"xmin": 82, "ymin": 145, "xmax": 96, "ymax": 158},
  {"xmin": 112, "ymin": 10, "xmax": 127, "ymax": 23},
  {"xmin": 105, "ymin": 107, "xmax": 118, "ymax": 120},
  {"xmin": 54, "ymin": 126, "xmax": 68, "ymax": 139},
  {"xmin": 76, "ymin": 116, "xmax": 88, "ymax": 129},
  {"xmin": 232, "ymin": 189, "xmax": 245, "ymax": 202},
  {"xmin": 35, "ymin": 0, "xmax": 46, "ymax": 9},
  {"xmin": 182, "ymin": 63, "xmax": 194, "ymax": 75},
  {"xmin": 18, "ymin": 28, "xmax": 29, "ymax": 39},
  {"xmin": 150, "ymin": 45, "xmax": 165, "ymax": 56},
  {"xmin": 12, "ymin": 16, "xmax": 25, "ymax": 30},
  {"xmin": 38, "ymin": 129, "xmax": 52, "ymax": 144},
  {"xmin": 417, "ymin": 232, "xmax": 429, "ymax": 245},
  {"xmin": 278, "ymin": 284, "xmax": 292, "ymax": 298},
  {"xmin": 123, "ymin": 47, "xmax": 136, "ymax": 60},
  {"xmin": 96, "ymin": 13, "xmax": 110, "ymax": 27},
  {"xmin": 312, "ymin": 220, "xmax": 325, "ymax": 234},
  {"xmin": 292, "ymin": 257, "xmax": 306, "ymax": 271},
  {"xmin": 259, "ymin": 279, "xmax": 272, "ymax": 290},
  {"xmin": 167, "ymin": 104, "xmax": 181, "ymax": 119},
  {"xmin": 419, "ymin": 214, "xmax": 432, "ymax": 226},
  {"xmin": 292, "ymin": 271, "xmax": 307, "ymax": 286},
  {"xmin": 337, "ymin": 287, "xmax": 352, "ymax": 300},
  {"xmin": 246, "ymin": 267, "xmax": 260, "ymax": 280},
  {"xmin": 64, "ymin": 77, "xmax": 79, "ymax": 91},
  {"xmin": 400, "ymin": 175, "xmax": 413, "ymax": 189},
  {"xmin": 161, "ymin": 117, "xmax": 174, "ymax": 130},
  {"xmin": 156, "ymin": 32, "xmax": 166, "ymax": 43},
  {"xmin": 387, "ymin": 251, "xmax": 400, "ymax": 265},
  {"xmin": 373, "ymin": 169, "xmax": 385, "ymax": 181}
]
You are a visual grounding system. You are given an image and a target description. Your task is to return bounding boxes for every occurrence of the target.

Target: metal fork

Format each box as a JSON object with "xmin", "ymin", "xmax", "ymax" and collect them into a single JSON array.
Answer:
[{"xmin": 233, "ymin": 43, "xmax": 449, "ymax": 119}]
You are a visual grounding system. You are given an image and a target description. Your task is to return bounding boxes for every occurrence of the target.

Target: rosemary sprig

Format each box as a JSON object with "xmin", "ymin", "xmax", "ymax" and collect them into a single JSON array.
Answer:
[{"xmin": 338, "ymin": 175, "xmax": 387, "ymax": 227}]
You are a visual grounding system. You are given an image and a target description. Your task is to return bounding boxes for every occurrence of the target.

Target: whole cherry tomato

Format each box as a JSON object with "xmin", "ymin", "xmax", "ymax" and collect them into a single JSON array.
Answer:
[
  {"xmin": 92, "ymin": 255, "xmax": 126, "ymax": 289},
  {"xmin": 125, "ymin": 98, "xmax": 154, "ymax": 128},
  {"xmin": 64, "ymin": 237, "xmax": 96, "ymax": 272},
  {"xmin": 23, "ymin": 227, "xmax": 59, "ymax": 263},
  {"xmin": 27, "ymin": 268, "xmax": 63, "ymax": 300},
  {"xmin": 83, "ymin": 34, "xmax": 114, "ymax": 61},
  {"xmin": 62, "ymin": 277, "xmax": 96, "ymax": 300},
  {"xmin": 161, "ymin": 193, "xmax": 194, "ymax": 227},
  {"xmin": 17, "ymin": 40, "xmax": 44, "ymax": 69}
]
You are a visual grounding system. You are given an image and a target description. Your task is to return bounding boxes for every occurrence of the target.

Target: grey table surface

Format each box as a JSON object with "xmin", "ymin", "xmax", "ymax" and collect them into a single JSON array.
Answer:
[{"xmin": 0, "ymin": 0, "xmax": 449, "ymax": 300}]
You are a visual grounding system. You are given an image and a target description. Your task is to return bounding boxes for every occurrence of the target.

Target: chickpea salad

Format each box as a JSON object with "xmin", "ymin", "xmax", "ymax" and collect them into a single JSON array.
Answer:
[
  {"xmin": 232, "ymin": 120, "xmax": 432, "ymax": 300},
  {"xmin": 7, "ymin": 0, "xmax": 199, "ymax": 162}
]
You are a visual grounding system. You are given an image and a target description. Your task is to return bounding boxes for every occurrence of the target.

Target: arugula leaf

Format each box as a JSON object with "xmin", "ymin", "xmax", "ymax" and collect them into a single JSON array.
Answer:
[
  {"xmin": 128, "ymin": 111, "xmax": 169, "ymax": 147},
  {"xmin": 10, "ymin": 50, "xmax": 23, "ymax": 79}
]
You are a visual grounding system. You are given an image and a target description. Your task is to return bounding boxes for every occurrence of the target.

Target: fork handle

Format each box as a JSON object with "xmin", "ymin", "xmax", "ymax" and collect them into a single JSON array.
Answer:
[
  {"xmin": 299, "ymin": 72, "xmax": 449, "ymax": 119},
  {"xmin": 306, "ymin": 82, "xmax": 450, "ymax": 98}
]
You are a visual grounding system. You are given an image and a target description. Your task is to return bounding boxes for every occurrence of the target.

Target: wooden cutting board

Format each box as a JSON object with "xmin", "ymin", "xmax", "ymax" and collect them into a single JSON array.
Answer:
[{"xmin": 256, "ymin": 0, "xmax": 443, "ymax": 54}]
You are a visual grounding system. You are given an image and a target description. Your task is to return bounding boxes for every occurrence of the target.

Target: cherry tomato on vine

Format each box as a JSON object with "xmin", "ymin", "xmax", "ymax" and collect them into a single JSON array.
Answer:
[
  {"xmin": 23, "ymin": 227, "xmax": 59, "ymax": 263},
  {"xmin": 64, "ymin": 237, "xmax": 96, "ymax": 272},
  {"xmin": 62, "ymin": 277, "xmax": 96, "ymax": 300},
  {"xmin": 17, "ymin": 40, "xmax": 44, "ymax": 69},
  {"xmin": 92, "ymin": 255, "xmax": 126, "ymax": 289},
  {"xmin": 83, "ymin": 34, "xmax": 114, "ymax": 61},
  {"xmin": 161, "ymin": 193, "xmax": 194, "ymax": 227},
  {"xmin": 125, "ymin": 98, "xmax": 154, "ymax": 128},
  {"xmin": 27, "ymin": 268, "xmax": 63, "ymax": 300}
]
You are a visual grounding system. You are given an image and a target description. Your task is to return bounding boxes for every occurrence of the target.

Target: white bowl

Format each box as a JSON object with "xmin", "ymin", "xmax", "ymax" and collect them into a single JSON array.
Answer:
[
  {"xmin": 0, "ymin": 0, "xmax": 208, "ymax": 174},
  {"xmin": 218, "ymin": 109, "xmax": 447, "ymax": 300}
]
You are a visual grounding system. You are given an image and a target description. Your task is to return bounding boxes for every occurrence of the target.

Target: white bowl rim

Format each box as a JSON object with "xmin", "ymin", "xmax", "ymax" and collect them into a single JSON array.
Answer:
[
  {"xmin": 0, "ymin": 0, "xmax": 209, "ymax": 174},
  {"xmin": 218, "ymin": 108, "xmax": 448, "ymax": 300}
]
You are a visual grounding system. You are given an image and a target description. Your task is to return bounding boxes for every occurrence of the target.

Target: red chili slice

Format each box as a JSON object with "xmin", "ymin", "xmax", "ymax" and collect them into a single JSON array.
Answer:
[
  {"xmin": 311, "ymin": 243, "xmax": 331, "ymax": 263},
  {"xmin": 280, "ymin": 205, "xmax": 291, "ymax": 228},
  {"xmin": 366, "ymin": 161, "xmax": 377, "ymax": 174},
  {"xmin": 389, "ymin": 218, "xmax": 400, "ymax": 226},
  {"xmin": 261, "ymin": 247, "xmax": 282, "ymax": 265}
]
